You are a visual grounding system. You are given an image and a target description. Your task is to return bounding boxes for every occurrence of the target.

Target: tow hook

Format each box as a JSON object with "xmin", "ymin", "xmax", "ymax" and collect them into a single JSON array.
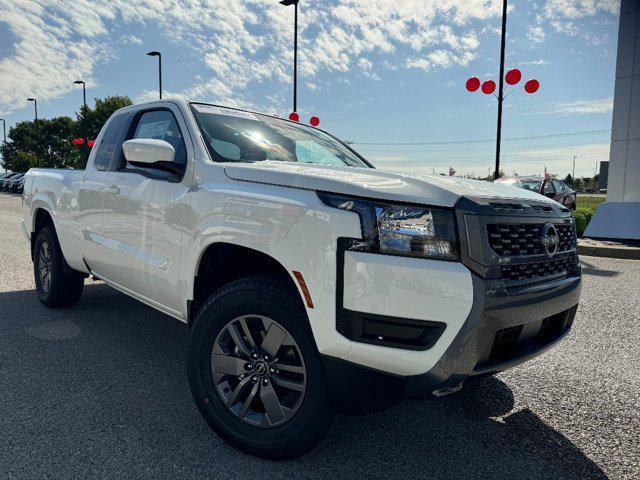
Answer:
[{"xmin": 432, "ymin": 383, "xmax": 463, "ymax": 397}]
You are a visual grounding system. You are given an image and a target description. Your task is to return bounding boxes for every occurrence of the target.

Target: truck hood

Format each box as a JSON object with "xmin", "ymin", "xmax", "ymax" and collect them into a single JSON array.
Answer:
[{"xmin": 224, "ymin": 161, "xmax": 558, "ymax": 208}]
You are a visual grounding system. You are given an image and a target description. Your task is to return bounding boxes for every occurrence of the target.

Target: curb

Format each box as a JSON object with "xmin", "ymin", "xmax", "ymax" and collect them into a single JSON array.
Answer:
[{"xmin": 578, "ymin": 240, "xmax": 640, "ymax": 260}]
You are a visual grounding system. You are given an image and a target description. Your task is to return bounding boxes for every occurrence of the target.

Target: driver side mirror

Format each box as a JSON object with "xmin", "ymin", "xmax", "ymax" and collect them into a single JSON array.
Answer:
[{"xmin": 123, "ymin": 139, "xmax": 175, "ymax": 165}]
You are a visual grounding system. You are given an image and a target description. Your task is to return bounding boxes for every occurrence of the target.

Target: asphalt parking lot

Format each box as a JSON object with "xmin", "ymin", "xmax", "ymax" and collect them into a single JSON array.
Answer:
[{"xmin": 0, "ymin": 192, "xmax": 638, "ymax": 480}]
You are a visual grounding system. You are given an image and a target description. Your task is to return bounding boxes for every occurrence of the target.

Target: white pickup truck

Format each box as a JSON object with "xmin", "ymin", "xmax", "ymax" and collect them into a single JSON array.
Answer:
[{"xmin": 22, "ymin": 100, "xmax": 581, "ymax": 459}]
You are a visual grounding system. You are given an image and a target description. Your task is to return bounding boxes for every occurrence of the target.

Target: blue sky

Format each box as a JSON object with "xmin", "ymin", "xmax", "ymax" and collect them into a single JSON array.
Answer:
[{"xmin": 0, "ymin": 1, "xmax": 619, "ymax": 177}]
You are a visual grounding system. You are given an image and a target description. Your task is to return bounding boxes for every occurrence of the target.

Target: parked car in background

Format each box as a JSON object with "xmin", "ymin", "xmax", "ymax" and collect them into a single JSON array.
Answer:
[
  {"xmin": 16, "ymin": 177, "xmax": 25, "ymax": 194},
  {"xmin": 1, "ymin": 173, "xmax": 22, "ymax": 191},
  {"xmin": 9, "ymin": 174, "xmax": 25, "ymax": 193},
  {"xmin": 494, "ymin": 176, "xmax": 576, "ymax": 210}
]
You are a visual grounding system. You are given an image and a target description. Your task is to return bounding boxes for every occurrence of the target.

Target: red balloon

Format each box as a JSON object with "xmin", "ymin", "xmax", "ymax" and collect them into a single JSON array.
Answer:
[
  {"xmin": 465, "ymin": 77, "xmax": 481, "ymax": 92},
  {"xmin": 87, "ymin": 140, "xmax": 95, "ymax": 148},
  {"xmin": 72, "ymin": 138, "xmax": 84, "ymax": 145},
  {"xmin": 505, "ymin": 68, "xmax": 522, "ymax": 85},
  {"xmin": 310, "ymin": 116, "xmax": 320, "ymax": 127},
  {"xmin": 289, "ymin": 112, "xmax": 299, "ymax": 122},
  {"xmin": 525, "ymin": 79, "xmax": 540, "ymax": 94},
  {"xmin": 481, "ymin": 80, "xmax": 496, "ymax": 94}
]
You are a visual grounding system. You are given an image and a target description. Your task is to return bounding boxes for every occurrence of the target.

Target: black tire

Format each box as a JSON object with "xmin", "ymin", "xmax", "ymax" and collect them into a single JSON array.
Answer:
[
  {"xmin": 187, "ymin": 275, "xmax": 334, "ymax": 460},
  {"xmin": 33, "ymin": 226, "xmax": 84, "ymax": 308}
]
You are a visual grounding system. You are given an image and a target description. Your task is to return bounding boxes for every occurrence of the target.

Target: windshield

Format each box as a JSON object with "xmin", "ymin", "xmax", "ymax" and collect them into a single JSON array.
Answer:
[
  {"xmin": 516, "ymin": 180, "xmax": 543, "ymax": 192},
  {"xmin": 190, "ymin": 104, "xmax": 370, "ymax": 168}
]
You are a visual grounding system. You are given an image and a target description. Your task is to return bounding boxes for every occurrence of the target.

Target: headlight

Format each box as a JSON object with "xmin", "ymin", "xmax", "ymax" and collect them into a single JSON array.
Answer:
[{"xmin": 318, "ymin": 192, "xmax": 459, "ymax": 260}]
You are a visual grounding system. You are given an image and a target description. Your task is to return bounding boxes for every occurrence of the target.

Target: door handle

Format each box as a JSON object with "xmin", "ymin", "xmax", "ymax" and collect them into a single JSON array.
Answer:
[{"xmin": 104, "ymin": 185, "xmax": 120, "ymax": 196}]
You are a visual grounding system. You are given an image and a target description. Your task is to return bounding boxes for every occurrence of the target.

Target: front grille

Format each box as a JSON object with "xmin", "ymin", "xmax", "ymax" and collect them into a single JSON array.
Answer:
[
  {"xmin": 502, "ymin": 256, "xmax": 575, "ymax": 282},
  {"xmin": 487, "ymin": 222, "xmax": 576, "ymax": 257}
]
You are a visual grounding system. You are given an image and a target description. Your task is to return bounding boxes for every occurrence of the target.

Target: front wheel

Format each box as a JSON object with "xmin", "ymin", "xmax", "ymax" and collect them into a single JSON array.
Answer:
[{"xmin": 187, "ymin": 275, "xmax": 334, "ymax": 460}]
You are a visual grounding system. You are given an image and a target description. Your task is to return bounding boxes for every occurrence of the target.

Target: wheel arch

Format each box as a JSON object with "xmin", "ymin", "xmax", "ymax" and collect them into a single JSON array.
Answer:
[
  {"xmin": 189, "ymin": 242, "xmax": 307, "ymax": 326},
  {"xmin": 30, "ymin": 208, "xmax": 56, "ymax": 260}
]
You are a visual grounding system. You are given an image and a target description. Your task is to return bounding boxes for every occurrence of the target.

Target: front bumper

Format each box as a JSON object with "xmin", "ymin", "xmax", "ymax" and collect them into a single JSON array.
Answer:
[
  {"xmin": 321, "ymin": 196, "xmax": 581, "ymax": 409},
  {"xmin": 404, "ymin": 272, "xmax": 581, "ymax": 395},
  {"xmin": 322, "ymin": 271, "xmax": 581, "ymax": 409}
]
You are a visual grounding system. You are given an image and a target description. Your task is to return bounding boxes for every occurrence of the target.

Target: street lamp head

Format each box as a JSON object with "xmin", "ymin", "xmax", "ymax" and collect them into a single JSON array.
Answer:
[
  {"xmin": 279, "ymin": 0, "xmax": 298, "ymax": 5},
  {"xmin": 147, "ymin": 51, "xmax": 161, "ymax": 57},
  {"xmin": 73, "ymin": 80, "xmax": 85, "ymax": 85},
  {"xmin": 27, "ymin": 98, "xmax": 35, "ymax": 102}
]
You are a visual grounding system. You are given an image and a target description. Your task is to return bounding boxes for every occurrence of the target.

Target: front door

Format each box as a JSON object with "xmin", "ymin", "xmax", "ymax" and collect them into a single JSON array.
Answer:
[{"xmin": 98, "ymin": 106, "xmax": 192, "ymax": 315}]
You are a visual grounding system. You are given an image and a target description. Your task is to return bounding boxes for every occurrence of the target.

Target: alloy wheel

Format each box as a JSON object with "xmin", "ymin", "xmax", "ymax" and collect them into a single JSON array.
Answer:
[
  {"xmin": 211, "ymin": 315, "xmax": 306, "ymax": 428},
  {"xmin": 38, "ymin": 241, "xmax": 52, "ymax": 294}
]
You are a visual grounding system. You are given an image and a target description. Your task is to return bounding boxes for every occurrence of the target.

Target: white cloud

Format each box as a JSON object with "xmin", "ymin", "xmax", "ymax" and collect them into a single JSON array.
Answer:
[
  {"xmin": 118, "ymin": 34, "xmax": 143, "ymax": 45},
  {"xmin": 527, "ymin": 26, "xmax": 546, "ymax": 44},
  {"xmin": 519, "ymin": 59, "xmax": 551, "ymax": 66},
  {"xmin": 358, "ymin": 58, "xmax": 373, "ymax": 72},
  {"xmin": 544, "ymin": 0, "xmax": 618, "ymax": 20},
  {"xmin": 527, "ymin": 97, "xmax": 613, "ymax": 116},
  {"xmin": 0, "ymin": 1, "xmax": 547, "ymax": 113},
  {"xmin": 0, "ymin": 0, "xmax": 622, "ymax": 117},
  {"xmin": 542, "ymin": 0, "xmax": 618, "ymax": 43},
  {"xmin": 550, "ymin": 98, "xmax": 613, "ymax": 115}
]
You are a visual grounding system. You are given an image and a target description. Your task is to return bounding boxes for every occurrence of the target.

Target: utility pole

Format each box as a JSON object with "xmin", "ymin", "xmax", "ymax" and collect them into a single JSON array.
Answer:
[
  {"xmin": 494, "ymin": 0, "xmax": 508, "ymax": 180},
  {"xmin": 572, "ymin": 155, "xmax": 576, "ymax": 179}
]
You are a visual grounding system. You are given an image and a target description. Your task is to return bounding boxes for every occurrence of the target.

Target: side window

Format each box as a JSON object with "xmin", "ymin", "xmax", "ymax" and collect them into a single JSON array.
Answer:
[
  {"xmin": 552, "ymin": 180, "xmax": 565, "ymax": 192},
  {"xmin": 543, "ymin": 180, "xmax": 555, "ymax": 195},
  {"xmin": 94, "ymin": 112, "xmax": 129, "ymax": 171},
  {"xmin": 123, "ymin": 109, "xmax": 187, "ymax": 180}
]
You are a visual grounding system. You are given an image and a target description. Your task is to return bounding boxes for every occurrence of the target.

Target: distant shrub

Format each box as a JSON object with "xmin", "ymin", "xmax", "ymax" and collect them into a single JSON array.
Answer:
[{"xmin": 574, "ymin": 207, "xmax": 597, "ymax": 237}]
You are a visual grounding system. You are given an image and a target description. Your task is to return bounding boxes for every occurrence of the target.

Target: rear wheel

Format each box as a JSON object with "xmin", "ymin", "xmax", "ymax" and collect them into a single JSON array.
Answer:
[
  {"xmin": 33, "ymin": 226, "xmax": 84, "ymax": 308},
  {"xmin": 187, "ymin": 275, "xmax": 334, "ymax": 460}
]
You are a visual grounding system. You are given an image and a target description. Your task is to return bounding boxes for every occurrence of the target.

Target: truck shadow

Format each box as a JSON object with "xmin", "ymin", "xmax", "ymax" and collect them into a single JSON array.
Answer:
[
  {"xmin": 580, "ymin": 258, "xmax": 621, "ymax": 278},
  {"xmin": 0, "ymin": 284, "xmax": 606, "ymax": 480}
]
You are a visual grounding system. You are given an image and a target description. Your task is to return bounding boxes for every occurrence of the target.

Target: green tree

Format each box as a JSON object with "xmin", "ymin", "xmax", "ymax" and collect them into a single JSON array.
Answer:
[
  {"xmin": 1, "ymin": 95, "xmax": 133, "ymax": 171},
  {"xmin": 0, "ymin": 117, "xmax": 80, "ymax": 171},
  {"xmin": 563, "ymin": 174, "xmax": 573, "ymax": 188},
  {"xmin": 74, "ymin": 95, "xmax": 133, "ymax": 141}
]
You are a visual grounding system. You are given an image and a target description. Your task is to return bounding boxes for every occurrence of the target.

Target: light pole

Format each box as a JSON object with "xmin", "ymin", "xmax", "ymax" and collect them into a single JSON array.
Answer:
[
  {"xmin": 0, "ymin": 118, "xmax": 5, "ymax": 172},
  {"xmin": 74, "ymin": 80, "xmax": 88, "ymax": 163},
  {"xmin": 280, "ymin": 0, "xmax": 299, "ymax": 115},
  {"xmin": 466, "ymin": 0, "xmax": 539, "ymax": 180},
  {"xmin": 27, "ymin": 98, "xmax": 39, "ymax": 167},
  {"xmin": 147, "ymin": 51, "xmax": 162, "ymax": 99},
  {"xmin": 494, "ymin": 0, "xmax": 508, "ymax": 180}
]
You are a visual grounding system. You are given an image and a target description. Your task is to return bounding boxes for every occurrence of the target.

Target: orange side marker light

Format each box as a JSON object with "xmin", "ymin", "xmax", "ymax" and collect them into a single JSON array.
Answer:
[{"xmin": 292, "ymin": 271, "xmax": 314, "ymax": 309}]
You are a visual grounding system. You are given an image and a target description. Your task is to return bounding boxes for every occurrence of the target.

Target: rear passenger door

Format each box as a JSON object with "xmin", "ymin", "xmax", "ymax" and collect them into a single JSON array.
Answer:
[{"xmin": 99, "ymin": 106, "xmax": 193, "ymax": 316}]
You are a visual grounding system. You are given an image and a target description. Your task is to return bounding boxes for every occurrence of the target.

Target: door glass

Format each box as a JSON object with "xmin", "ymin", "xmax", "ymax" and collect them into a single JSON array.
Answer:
[
  {"xmin": 124, "ymin": 110, "xmax": 187, "ymax": 180},
  {"xmin": 543, "ymin": 181, "xmax": 555, "ymax": 195},
  {"xmin": 94, "ymin": 112, "xmax": 129, "ymax": 171},
  {"xmin": 552, "ymin": 180, "xmax": 565, "ymax": 192}
]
